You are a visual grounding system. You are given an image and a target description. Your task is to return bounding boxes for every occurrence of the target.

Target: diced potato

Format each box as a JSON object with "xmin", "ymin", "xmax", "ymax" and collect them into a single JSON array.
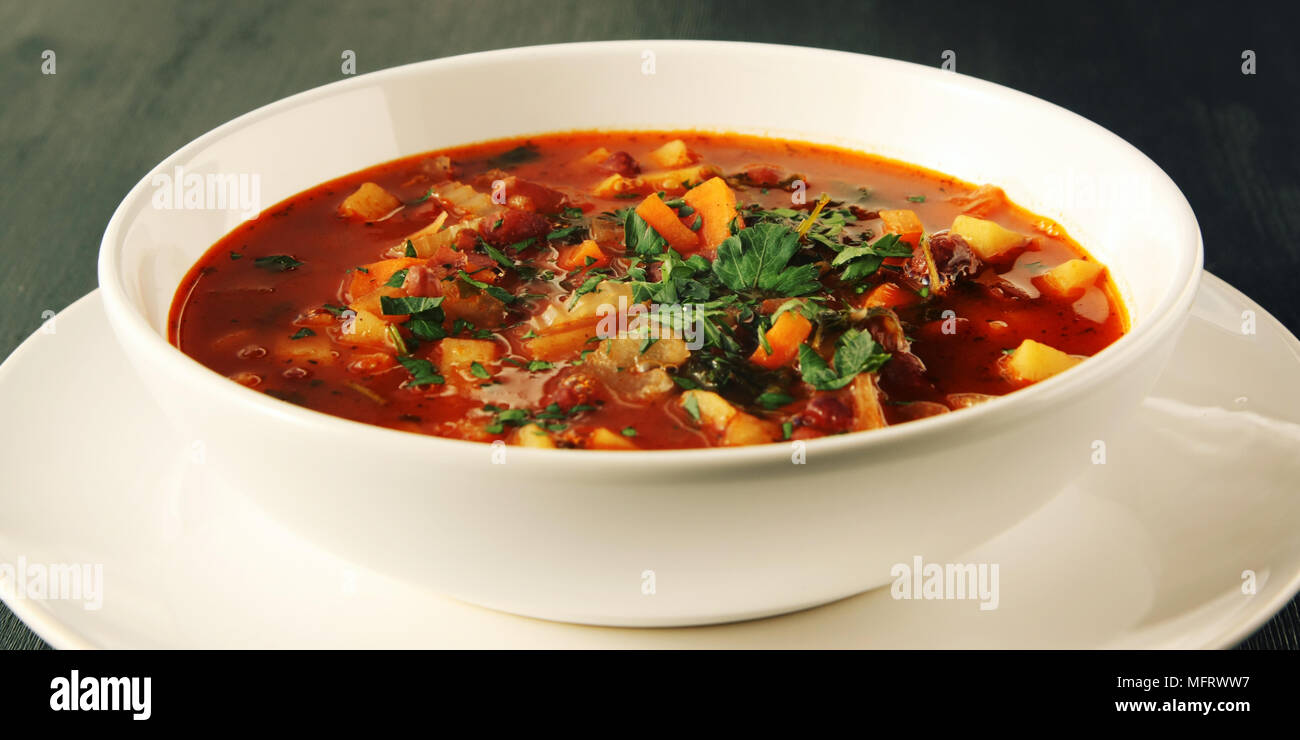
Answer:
[
  {"xmin": 276, "ymin": 335, "xmax": 337, "ymax": 365},
  {"xmin": 950, "ymin": 214, "xmax": 1027, "ymax": 260},
  {"xmin": 578, "ymin": 147, "xmax": 611, "ymax": 166},
  {"xmin": 592, "ymin": 173, "xmax": 645, "ymax": 199},
  {"xmin": 604, "ymin": 337, "xmax": 690, "ymax": 371},
  {"xmin": 681, "ymin": 389, "xmax": 738, "ymax": 431},
  {"xmin": 1039, "ymin": 259, "xmax": 1104, "ymax": 299},
  {"xmin": 649, "ymin": 139, "xmax": 697, "ymax": 168},
  {"xmin": 587, "ymin": 427, "xmax": 639, "ymax": 450},
  {"xmin": 339, "ymin": 182, "xmax": 402, "ymax": 221},
  {"xmin": 721, "ymin": 413, "xmax": 780, "ymax": 446},
  {"xmin": 528, "ymin": 325, "xmax": 599, "ymax": 362},
  {"xmin": 341, "ymin": 308, "xmax": 392, "ymax": 349},
  {"xmin": 511, "ymin": 423, "xmax": 556, "ymax": 449},
  {"xmin": 440, "ymin": 338, "xmax": 498, "ymax": 371},
  {"xmin": 1002, "ymin": 339, "xmax": 1081, "ymax": 383},
  {"xmin": 535, "ymin": 281, "xmax": 635, "ymax": 331},
  {"xmin": 641, "ymin": 164, "xmax": 720, "ymax": 193},
  {"xmin": 351, "ymin": 285, "xmax": 405, "ymax": 318}
]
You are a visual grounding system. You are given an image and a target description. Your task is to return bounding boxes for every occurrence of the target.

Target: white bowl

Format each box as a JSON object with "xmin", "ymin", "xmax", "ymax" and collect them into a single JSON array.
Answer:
[{"xmin": 98, "ymin": 41, "xmax": 1202, "ymax": 627}]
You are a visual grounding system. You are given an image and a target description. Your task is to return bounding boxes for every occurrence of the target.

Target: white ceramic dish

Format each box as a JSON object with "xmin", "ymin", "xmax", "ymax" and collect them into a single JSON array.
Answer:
[
  {"xmin": 3, "ymin": 274, "xmax": 1295, "ymax": 648},
  {"xmin": 96, "ymin": 41, "xmax": 1202, "ymax": 626}
]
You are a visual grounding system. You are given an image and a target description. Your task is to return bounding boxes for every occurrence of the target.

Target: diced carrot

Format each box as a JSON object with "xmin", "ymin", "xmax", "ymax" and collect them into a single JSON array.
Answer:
[
  {"xmin": 347, "ymin": 258, "xmax": 423, "ymax": 300},
  {"xmin": 859, "ymin": 282, "xmax": 922, "ymax": 311},
  {"xmin": 557, "ymin": 239, "xmax": 610, "ymax": 273},
  {"xmin": 338, "ymin": 182, "xmax": 402, "ymax": 221},
  {"xmin": 683, "ymin": 176, "xmax": 742, "ymax": 250},
  {"xmin": 878, "ymin": 209, "xmax": 924, "ymax": 247},
  {"xmin": 635, "ymin": 193, "xmax": 700, "ymax": 251},
  {"xmin": 748, "ymin": 311, "xmax": 813, "ymax": 369}
]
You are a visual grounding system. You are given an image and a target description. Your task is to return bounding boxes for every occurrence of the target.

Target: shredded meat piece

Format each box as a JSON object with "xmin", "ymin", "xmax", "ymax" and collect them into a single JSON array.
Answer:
[
  {"xmin": 863, "ymin": 309, "xmax": 935, "ymax": 399},
  {"xmin": 905, "ymin": 231, "xmax": 982, "ymax": 296},
  {"xmin": 401, "ymin": 264, "xmax": 446, "ymax": 297},
  {"xmin": 480, "ymin": 208, "xmax": 552, "ymax": 247}
]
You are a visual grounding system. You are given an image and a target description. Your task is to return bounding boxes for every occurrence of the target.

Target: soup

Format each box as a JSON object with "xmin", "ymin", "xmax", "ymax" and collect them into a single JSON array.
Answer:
[{"xmin": 169, "ymin": 132, "xmax": 1126, "ymax": 450}]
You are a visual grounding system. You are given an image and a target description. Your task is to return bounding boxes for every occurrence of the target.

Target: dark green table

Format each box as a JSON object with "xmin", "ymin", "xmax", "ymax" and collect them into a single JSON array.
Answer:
[{"xmin": 2, "ymin": 0, "xmax": 1297, "ymax": 649}]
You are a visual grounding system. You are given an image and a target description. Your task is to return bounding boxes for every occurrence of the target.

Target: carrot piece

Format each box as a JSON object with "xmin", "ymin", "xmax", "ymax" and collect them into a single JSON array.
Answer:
[
  {"xmin": 749, "ymin": 311, "xmax": 813, "ymax": 369},
  {"xmin": 859, "ymin": 282, "xmax": 922, "ymax": 311},
  {"xmin": 635, "ymin": 193, "xmax": 700, "ymax": 251},
  {"xmin": 878, "ymin": 209, "xmax": 924, "ymax": 247},
  {"xmin": 683, "ymin": 176, "xmax": 742, "ymax": 250},
  {"xmin": 557, "ymin": 239, "xmax": 610, "ymax": 273},
  {"xmin": 347, "ymin": 257, "xmax": 423, "ymax": 300}
]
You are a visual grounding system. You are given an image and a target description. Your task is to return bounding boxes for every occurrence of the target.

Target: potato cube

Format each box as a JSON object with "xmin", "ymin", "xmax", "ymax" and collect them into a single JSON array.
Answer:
[
  {"xmin": 951, "ymin": 215, "xmax": 1027, "ymax": 260},
  {"xmin": 439, "ymin": 338, "xmax": 498, "ymax": 373},
  {"xmin": 578, "ymin": 147, "xmax": 611, "ymax": 166},
  {"xmin": 649, "ymin": 139, "xmax": 697, "ymax": 168},
  {"xmin": 587, "ymin": 427, "xmax": 639, "ymax": 450},
  {"xmin": 641, "ymin": 164, "xmax": 720, "ymax": 193},
  {"xmin": 341, "ymin": 308, "xmax": 392, "ymax": 349},
  {"xmin": 1002, "ymin": 339, "xmax": 1081, "ymax": 383},
  {"xmin": 276, "ymin": 335, "xmax": 337, "ymax": 365},
  {"xmin": 592, "ymin": 173, "xmax": 645, "ymax": 199},
  {"xmin": 527, "ymin": 325, "xmax": 599, "ymax": 362},
  {"xmin": 1039, "ymin": 259, "xmax": 1104, "ymax": 299},
  {"xmin": 511, "ymin": 423, "xmax": 556, "ymax": 449},
  {"xmin": 681, "ymin": 389, "xmax": 737, "ymax": 430},
  {"xmin": 721, "ymin": 413, "xmax": 780, "ymax": 446},
  {"xmin": 339, "ymin": 182, "xmax": 402, "ymax": 221}
]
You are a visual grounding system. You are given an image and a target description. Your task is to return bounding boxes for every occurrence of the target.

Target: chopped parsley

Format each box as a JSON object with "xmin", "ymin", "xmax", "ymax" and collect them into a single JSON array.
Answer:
[
  {"xmin": 396, "ymin": 355, "xmax": 444, "ymax": 387},
  {"xmin": 253, "ymin": 255, "xmax": 302, "ymax": 272},
  {"xmin": 797, "ymin": 329, "xmax": 891, "ymax": 391},
  {"xmin": 712, "ymin": 223, "xmax": 820, "ymax": 296}
]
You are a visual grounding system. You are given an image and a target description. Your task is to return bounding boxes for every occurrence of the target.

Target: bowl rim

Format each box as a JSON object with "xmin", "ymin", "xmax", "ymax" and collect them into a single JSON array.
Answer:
[{"xmin": 97, "ymin": 39, "xmax": 1204, "ymax": 469}]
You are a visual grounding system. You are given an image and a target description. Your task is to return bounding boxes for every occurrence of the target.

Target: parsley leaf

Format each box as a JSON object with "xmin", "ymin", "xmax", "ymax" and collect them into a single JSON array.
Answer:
[
  {"xmin": 289, "ymin": 328, "xmax": 315, "ymax": 340},
  {"xmin": 624, "ymin": 209, "xmax": 666, "ymax": 257},
  {"xmin": 754, "ymin": 391, "xmax": 795, "ymax": 410},
  {"xmin": 396, "ymin": 356, "xmax": 444, "ymax": 387},
  {"xmin": 457, "ymin": 270, "xmax": 516, "ymax": 304},
  {"xmin": 683, "ymin": 393, "xmax": 701, "ymax": 422},
  {"xmin": 712, "ymin": 223, "xmax": 821, "ymax": 296},
  {"xmin": 797, "ymin": 329, "xmax": 891, "ymax": 390},
  {"xmin": 254, "ymin": 255, "xmax": 302, "ymax": 272},
  {"xmin": 385, "ymin": 268, "xmax": 410, "ymax": 288},
  {"xmin": 380, "ymin": 296, "xmax": 444, "ymax": 315}
]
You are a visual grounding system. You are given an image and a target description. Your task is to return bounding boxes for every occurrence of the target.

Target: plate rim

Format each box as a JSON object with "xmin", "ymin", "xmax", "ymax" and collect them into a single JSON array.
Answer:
[{"xmin": 2, "ymin": 273, "xmax": 1298, "ymax": 649}]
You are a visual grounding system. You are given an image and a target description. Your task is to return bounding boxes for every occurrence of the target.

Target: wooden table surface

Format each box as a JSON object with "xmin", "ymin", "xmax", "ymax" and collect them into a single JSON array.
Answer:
[{"xmin": 2, "ymin": 0, "xmax": 1297, "ymax": 649}]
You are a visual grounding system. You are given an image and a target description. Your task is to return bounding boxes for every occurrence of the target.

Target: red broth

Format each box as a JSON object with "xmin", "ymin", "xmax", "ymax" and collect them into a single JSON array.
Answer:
[{"xmin": 170, "ymin": 131, "xmax": 1127, "ymax": 450}]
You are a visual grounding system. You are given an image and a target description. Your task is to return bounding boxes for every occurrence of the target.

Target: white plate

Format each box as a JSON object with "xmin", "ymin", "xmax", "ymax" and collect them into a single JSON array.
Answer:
[{"xmin": 1, "ymin": 272, "xmax": 1297, "ymax": 648}]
